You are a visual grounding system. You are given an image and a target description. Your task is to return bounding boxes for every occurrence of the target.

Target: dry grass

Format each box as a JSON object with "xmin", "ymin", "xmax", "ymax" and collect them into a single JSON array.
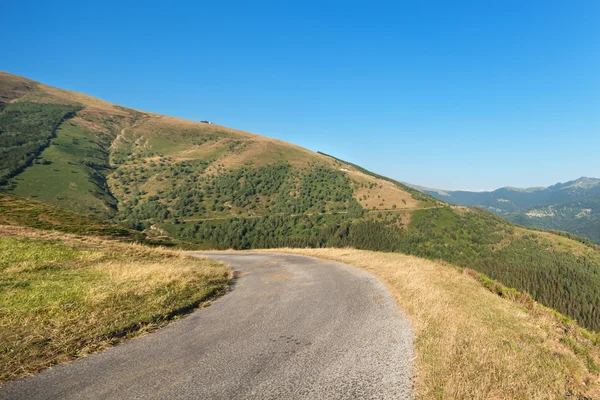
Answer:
[
  {"xmin": 0, "ymin": 227, "xmax": 231, "ymax": 384},
  {"xmin": 0, "ymin": 71, "xmax": 36, "ymax": 102},
  {"xmin": 17, "ymin": 82, "xmax": 130, "ymax": 115},
  {"xmin": 347, "ymin": 168, "xmax": 421, "ymax": 210},
  {"xmin": 132, "ymin": 114, "xmax": 334, "ymax": 170},
  {"xmin": 269, "ymin": 248, "xmax": 600, "ymax": 399},
  {"xmin": 208, "ymin": 138, "xmax": 326, "ymax": 170},
  {"xmin": 140, "ymin": 114, "xmax": 256, "ymax": 139}
]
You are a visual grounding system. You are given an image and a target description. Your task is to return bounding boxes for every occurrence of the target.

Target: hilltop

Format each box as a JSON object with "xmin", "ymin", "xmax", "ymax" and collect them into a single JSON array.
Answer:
[
  {"xmin": 2, "ymin": 71, "xmax": 600, "ymax": 334},
  {"xmin": 412, "ymin": 177, "xmax": 600, "ymax": 243}
]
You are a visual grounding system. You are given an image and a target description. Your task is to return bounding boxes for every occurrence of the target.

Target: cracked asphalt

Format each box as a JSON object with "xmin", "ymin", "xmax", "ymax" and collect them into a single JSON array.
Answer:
[{"xmin": 1, "ymin": 252, "xmax": 413, "ymax": 400}]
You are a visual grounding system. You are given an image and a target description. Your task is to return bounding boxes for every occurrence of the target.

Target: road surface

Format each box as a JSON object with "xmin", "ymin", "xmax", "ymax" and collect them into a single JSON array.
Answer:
[{"xmin": 1, "ymin": 252, "xmax": 413, "ymax": 399}]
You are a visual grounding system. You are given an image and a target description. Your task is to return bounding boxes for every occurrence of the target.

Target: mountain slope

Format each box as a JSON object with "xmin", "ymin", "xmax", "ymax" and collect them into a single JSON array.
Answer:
[
  {"xmin": 2, "ymin": 71, "xmax": 600, "ymax": 332},
  {"xmin": 0, "ymin": 71, "xmax": 424, "ymax": 223},
  {"xmin": 413, "ymin": 178, "xmax": 600, "ymax": 243}
]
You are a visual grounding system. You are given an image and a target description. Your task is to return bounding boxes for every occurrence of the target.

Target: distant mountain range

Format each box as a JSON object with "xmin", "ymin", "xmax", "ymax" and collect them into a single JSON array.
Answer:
[{"xmin": 409, "ymin": 177, "xmax": 600, "ymax": 243}]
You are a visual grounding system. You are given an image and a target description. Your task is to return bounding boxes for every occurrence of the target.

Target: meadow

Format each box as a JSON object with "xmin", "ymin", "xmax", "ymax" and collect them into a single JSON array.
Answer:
[{"xmin": 0, "ymin": 226, "xmax": 231, "ymax": 384}]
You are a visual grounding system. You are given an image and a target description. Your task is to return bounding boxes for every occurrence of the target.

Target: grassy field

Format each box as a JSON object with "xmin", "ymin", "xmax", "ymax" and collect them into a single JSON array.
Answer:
[
  {"xmin": 0, "ymin": 226, "xmax": 231, "ymax": 384},
  {"xmin": 272, "ymin": 248, "xmax": 600, "ymax": 399}
]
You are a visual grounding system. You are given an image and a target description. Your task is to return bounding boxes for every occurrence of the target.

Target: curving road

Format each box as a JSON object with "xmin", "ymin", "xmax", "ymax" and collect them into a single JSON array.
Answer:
[{"xmin": 1, "ymin": 253, "xmax": 413, "ymax": 400}]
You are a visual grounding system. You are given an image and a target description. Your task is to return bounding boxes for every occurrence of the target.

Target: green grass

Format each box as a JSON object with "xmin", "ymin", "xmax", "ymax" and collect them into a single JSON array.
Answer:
[
  {"xmin": 0, "ymin": 102, "xmax": 80, "ymax": 183},
  {"xmin": 0, "ymin": 192, "xmax": 140, "ymax": 239},
  {"xmin": 0, "ymin": 230, "xmax": 231, "ymax": 384},
  {"xmin": 146, "ymin": 135, "xmax": 191, "ymax": 154},
  {"xmin": 9, "ymin": 120, "xmax": 116, "ymax": 218}
]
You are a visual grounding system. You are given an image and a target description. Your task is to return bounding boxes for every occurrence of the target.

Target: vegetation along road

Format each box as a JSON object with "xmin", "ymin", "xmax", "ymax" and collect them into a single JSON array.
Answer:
[{"xmin": 0, "ymin": 253, "xmax": 413, "ymax": 400}]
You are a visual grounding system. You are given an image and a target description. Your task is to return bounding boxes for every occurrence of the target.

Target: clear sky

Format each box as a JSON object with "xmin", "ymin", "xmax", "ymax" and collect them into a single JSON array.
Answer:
[{"xmin": 1, "ymin": 1, "xmax": 598, "ymax": 190}]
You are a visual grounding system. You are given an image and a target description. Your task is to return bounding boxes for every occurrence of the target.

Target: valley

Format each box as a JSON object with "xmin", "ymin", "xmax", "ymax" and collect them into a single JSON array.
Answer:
[{"xmin": 414, "ymin": 177, "xmax": 600, "ymax": 244}]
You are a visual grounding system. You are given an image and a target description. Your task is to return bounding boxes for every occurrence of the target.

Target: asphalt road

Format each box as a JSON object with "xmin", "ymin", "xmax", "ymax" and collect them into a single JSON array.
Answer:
[{"xmin": 1, "ymin": 252, "xmax": 413, "ymax": 400}]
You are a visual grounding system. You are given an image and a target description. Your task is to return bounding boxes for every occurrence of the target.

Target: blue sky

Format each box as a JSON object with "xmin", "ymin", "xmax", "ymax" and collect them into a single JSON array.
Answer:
[{"xmin": 1, "ymin": 1, "xmax": 598, "ymax": 190}]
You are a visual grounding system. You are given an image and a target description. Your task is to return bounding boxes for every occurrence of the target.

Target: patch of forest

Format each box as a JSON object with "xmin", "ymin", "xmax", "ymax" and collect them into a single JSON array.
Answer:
[{"xmin": 112, "ymin": 162, "xmax": 361, "ymax": 229}]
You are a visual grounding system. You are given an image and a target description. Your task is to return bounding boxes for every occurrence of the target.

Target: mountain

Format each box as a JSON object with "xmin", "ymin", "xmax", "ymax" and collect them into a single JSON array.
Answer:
[
  {"xmin": 0, "ymin": 71, "xmax": 431, "ymax": 222},
  {"xmin": 412, "ymin": 178, "xmax": 600, "ymax": 243},
  {"xmin": 3, "ymin": 71, "xmax": 600, "ymax": 332}
]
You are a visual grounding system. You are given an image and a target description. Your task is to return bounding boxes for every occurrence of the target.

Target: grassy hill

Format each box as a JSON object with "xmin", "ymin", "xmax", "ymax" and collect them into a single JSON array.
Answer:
[
  {"xmin": 414, "ymin": 177, "xmax": 600, "ymax": 244},
  {"xmin": 2, "ymin": 71, "xmax": 600, "ymax": 333}
]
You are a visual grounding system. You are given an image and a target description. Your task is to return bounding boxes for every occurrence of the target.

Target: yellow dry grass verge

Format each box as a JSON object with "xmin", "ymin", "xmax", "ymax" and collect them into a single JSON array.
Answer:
[
  {"xmin": 348, "ymin": 169, "xmax": 421, "ymax": 210},
  {"xmin": 269, "ymin": 248, "xmax": 600, "ymax": 399},
  {"xmin": 0, "ymin": 226, "xmax": 231, "ymax": 385}
]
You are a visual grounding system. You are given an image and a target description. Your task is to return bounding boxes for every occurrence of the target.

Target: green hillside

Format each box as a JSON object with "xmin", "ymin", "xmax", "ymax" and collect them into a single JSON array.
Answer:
[
  {"xmin": 0, "ymin": 192, "xmax": 141, "ymax": 240},
  {"xmin": 2, "ymin": 71, "xmax": 600, "ymax": 332},
  {"xmin": 0, "ymin": 102, "xmax": 80, "ymax": 184}
]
